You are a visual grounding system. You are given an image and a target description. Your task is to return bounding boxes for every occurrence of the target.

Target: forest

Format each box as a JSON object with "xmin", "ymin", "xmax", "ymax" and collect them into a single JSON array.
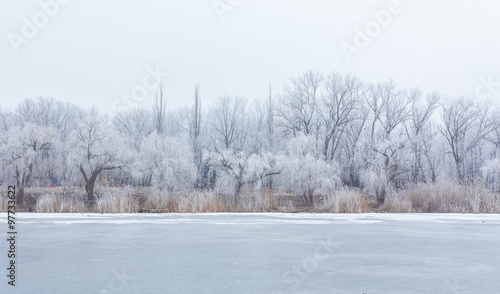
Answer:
[{"xmin": 1, "ymin": 70, "xmax": 500, "ymax": 213}]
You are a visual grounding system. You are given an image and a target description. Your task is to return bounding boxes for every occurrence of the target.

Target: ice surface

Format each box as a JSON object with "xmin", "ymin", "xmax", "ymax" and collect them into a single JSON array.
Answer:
[{"xmin": 0, "ymin": 213, "xmax": 499, "ymax": 293}]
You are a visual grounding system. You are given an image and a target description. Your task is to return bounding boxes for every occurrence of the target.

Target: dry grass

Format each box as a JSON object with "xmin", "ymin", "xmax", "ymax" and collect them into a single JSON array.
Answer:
[
  {"xmin": 315, "ymin": 189, "xmax": 371, "ymax": 213},
  {"xmin": 234, "ymin": 189, "xmax": 297, "ymax": 212},
  {"xmin": 144, "ymin": 189, "xmax": 228, "ymax": 213},
  {"xmin": 143, "ymin": 189, "xmax": 179, "ymax": 212},
  {"xmin": 143, "ymin": 188, "xmax": 295, "ymax": 213},
  {"xmin": 238, "ymin": 189, "xmax": 283, "ymax": 212},
  {"xmin": 382, "ymin": 181, "xmax": 500, "ymax": 213},
  {"xmin": 96, "ymin": 188, "xmax": 139, "ymax": 213},
  {"xmin": 178, "ymin": 191, "xmax": 228, "ymax": 213},
  {"xmin": 35, "ymin": 193, "xmax": 86, "ymax": 213},
  {"xmin": 0, "ymin": 195, "xmax": 8, "ymax": 212},
  {"xmin": 9, "ymin": 183, "xmax": 500, "ymax": 214},
  {"xmin": 0, "ymin": 186, "xmax": 7, "ymax": 212}
]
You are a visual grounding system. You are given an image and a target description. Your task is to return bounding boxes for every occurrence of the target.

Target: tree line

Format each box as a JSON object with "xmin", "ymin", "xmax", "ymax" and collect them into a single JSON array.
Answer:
[{"xmin": 2, "ymin": 71, "xmax": 500, "ymax": 206}]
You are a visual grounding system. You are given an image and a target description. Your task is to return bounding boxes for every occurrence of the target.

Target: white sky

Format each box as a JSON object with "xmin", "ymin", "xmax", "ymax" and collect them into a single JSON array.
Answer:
[{"xmin": 1, "ymin": 0, "xmax": 500, "ymax": 113}]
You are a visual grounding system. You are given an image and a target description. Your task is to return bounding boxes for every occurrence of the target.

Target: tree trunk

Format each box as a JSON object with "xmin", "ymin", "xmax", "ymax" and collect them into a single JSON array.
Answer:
[
  {"xmin": 17, "ymin": 185, "xmax": 24, "ymax": 206},
  {"xmin": 376, "ymin": 185, "xmax": 386, "ymax": 205},
  {"xmin": 15, "ymin": 169, "xmax": 27, "ymax": 206},
  {"xmin": 80, "ymin": 166, "xmax": 101, "ymax": 205},
  {"xmin": 85, "ymin": 180, "xmax": 95, "ymax": 204},
  {"xmin": 302, "ymin": 189, "xmax": 314, "ymax": 206},
  {"xmin": 234, "ymin": 181, "xmax": 242, "ymax": 206},
  {"xmin": 349, "ymin": 165, "xmax": 356, "ymax": 188}
]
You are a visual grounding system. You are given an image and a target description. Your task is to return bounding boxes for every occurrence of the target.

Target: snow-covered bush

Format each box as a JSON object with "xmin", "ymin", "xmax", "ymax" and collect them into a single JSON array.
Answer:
[
  {"xmin": 0, "ymin": 123, "xmax": 61, "ymax": 204},
  {"xmin": 214, "ymin": 148, "xmax": 279, "ymax": 203},
  {"xmin": 135, "ymin": 132, "xmax": 197, "ymax": 192},
  {"xmin": 278, "ymin": 134, "xmax": 340, "ymax": 205},
  {"xmin": 360, "ymin": 137, "xmax": 408, "ymax": 204},
  {"xmin": 96, "ymin": 187, "xmax": 139, "ymax": 213},
  {"xmin": 359, "ymin": 168, "xmax": 392, "ymax": 205}
]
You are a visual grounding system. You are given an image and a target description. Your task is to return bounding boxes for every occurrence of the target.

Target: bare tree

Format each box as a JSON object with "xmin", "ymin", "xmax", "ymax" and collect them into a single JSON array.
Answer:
[
  {"xmin": 276, "ymin": 71, "xmax": 323, "ymax": 137},
  {"xmin": 208, "ymin": 95, "xmax": 248, "ymax": 151},
  {"xmin": 366, "ymin": 81, "xmax": 411, "ymax": 140},
  {"xmin": 266, "ymin": 84, "xmax": 275, "ymax": 152},
  {"xmin": 440, "ymin": 98, "xmax": 493, "ymax": 182},
  {"xmin": 113, "ymin": 107, "xmax": 153, "ymax": 152},
  {"xmin": 0, "ymin": 107, "xmax": 12, "ymax": 134},
  {"xmin": 362, "ymin": 81, "xmax": 411, "ymax": 204},
  {"xmin": 404, "ymin": 89, "xmax": 439, "ymax": 182},
  {"xmin": 14, "ymin": 97, "xmax": 79, "ymax": 141},
  {"xmin": 341, "ymin": 105, "xmax": 369, "ymax": 187},
  {"xmin": 191, "ymin": 83, "xmax": 203, "ymax": 186},
  {"xmin": 153, "ymin": 83, "xmax": 166, "ymax": 135},
  {"xmin": 320, "ymin": 72, "xmax": 365, "ymax": 161}
]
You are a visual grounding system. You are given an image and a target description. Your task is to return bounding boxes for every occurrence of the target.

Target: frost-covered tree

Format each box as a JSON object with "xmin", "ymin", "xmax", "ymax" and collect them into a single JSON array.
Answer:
[
  {"xmin": 153, "ymin": 83, "xmax": 167, "ymax": 135},
  {"xmin": 404, "ymin": 90, "xmax": 439, "ymax": 183},
  {"xmin": 0, "ymin": 107, "xmax": 12, "ymax": 138},
  {"xmin": 278, "ymin": 134, "xmax": 340, "ymax": 205},
  {"xmin": 482, "ymin": 158, "xmax": 500, "ymax": 191},
  {"xmin": 340, "ymin": 105, "xmax": 368, "ymax": 187},
  {"xmin": 207, "ymin": 95, "xmax": 248, "ymax": 151},
  {"xmin": 14, "ymin": 97, "xmax": 79, "ymax": 141},
  {"xmin": 68, "ymin": 108, "xmax": 131, "ymax": 203},
  {"xmin": 0, "ymin": 123, "xmax": 60, "ymax": 204},
  {"xmin": 320, "ymin": 72, "xmax": 365, "ymax": 161},
  {"xmin": 190, "ymin": 83, "xmax": 203, "ymax": 186},
  {"xmin": 135, "ymin": 132, "xmax": 196, "ymax": 192},
  {"xmin": 214, "ymin": 147, "xmax": 279, "ymax": 204},
  {"xmin": 276, "ymin": 71, "xmax": 322, "ymax": 138},
  {"xmin": 8, "ymin": 68, "xmax": 500, "ymax": 203},
  {"xmin": 113, "ymin": 107, "xmax": 153, "ymax": 152},
  {"xmin": 439, "ymin": 98, "xmax": 493, "ymax": 182},
  {"xmin": 360, "ymin": 137, "xmax": 408, "ymax": 204},
  {"xmin": 360, "ymin": 82, "xmax": 411, "ymax": 204},
  {"xmin": 266, "ymin": 84, "xmax": 275, "ymax": 153}
]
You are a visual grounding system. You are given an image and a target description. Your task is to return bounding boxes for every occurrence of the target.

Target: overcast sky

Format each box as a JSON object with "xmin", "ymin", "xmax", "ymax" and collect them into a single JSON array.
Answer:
[{"xmin": 1, "ymin": 0, "xmax": 500, "ymax": 113}]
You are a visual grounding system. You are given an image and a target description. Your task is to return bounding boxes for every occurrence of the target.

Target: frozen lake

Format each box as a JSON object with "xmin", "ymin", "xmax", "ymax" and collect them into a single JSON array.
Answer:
[{"xmin": 1, "ymin": 213, "xmax": 500, "ymax": 294}]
